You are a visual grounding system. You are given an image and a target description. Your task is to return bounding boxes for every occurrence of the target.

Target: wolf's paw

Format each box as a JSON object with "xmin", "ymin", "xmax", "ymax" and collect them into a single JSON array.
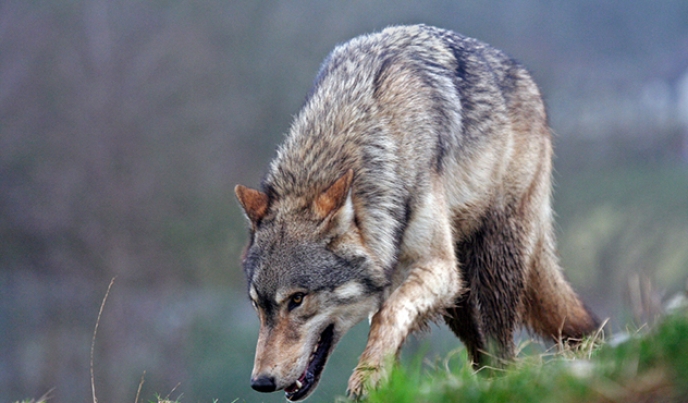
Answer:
[{"xmin": 346, "ymin": 363, "xmax": 382, "ymax": 401}]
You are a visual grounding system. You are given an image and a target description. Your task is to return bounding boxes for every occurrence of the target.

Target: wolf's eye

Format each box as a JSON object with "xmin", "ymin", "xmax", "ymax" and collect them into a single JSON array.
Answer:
[{"xmin": 288, "ymin": 293, "xmax": 305, "ymax": 310}]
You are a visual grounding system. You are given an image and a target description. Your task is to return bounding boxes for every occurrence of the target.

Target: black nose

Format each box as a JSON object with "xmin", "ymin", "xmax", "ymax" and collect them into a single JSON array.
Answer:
[{"xmin": 251, "ymin": 375, "xmax": 277, "ymax": 392}]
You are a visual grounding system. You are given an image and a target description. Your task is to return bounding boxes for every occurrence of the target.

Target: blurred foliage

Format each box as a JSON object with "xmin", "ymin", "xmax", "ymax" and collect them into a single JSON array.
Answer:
[
  {"xmin": 556, "ymin": 165, "xmax": 688, "ymax": 325},
  {"xmin": 1, "ymin": 0, "xmax": 688, "ymax": 402}
]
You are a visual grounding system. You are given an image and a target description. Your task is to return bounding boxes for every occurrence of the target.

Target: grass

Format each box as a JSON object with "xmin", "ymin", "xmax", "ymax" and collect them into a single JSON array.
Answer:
[{"xmin": 364, "ymin": 309, "xmax": 688, "ymax": 403}]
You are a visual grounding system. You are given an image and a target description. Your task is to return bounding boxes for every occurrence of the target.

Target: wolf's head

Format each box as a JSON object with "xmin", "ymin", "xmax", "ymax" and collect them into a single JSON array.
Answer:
[{"xmin": 234, "ymin": 170, "xmax": 386, "ymax": 401}]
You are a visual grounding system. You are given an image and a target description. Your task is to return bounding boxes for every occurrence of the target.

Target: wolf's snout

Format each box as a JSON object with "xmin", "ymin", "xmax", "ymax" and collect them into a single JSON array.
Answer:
[{"xmin": 251, "ymin": 375, "xmax": 277, "ymax": 393}]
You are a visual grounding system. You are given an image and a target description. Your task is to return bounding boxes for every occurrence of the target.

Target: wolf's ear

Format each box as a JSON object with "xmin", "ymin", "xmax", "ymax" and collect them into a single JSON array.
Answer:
[
  {"xmin": 314, "ymin": 169, "xmax": 354, "ymax": 220},
  {"xmin": 235, "ymin": 185, "xmax": 269, "ymax": 224}
]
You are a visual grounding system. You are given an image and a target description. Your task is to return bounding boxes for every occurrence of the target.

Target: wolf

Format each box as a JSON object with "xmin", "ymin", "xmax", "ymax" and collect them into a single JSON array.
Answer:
[{"xmin": 234, "ymin": 24, "xmax": 599, "ymax": 401}]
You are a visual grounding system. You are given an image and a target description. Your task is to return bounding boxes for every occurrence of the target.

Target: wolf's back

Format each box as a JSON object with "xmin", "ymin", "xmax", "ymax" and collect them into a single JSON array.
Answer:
[{"xmin": 262, "ymin": 25, "xmax": 539, "ymax": 264}]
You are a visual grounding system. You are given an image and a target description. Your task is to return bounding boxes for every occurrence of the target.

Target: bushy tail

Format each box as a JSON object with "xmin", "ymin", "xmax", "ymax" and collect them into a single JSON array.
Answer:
[{"xmin": 524, "ymin": 240, "xmax": 600, "ymax": 342}]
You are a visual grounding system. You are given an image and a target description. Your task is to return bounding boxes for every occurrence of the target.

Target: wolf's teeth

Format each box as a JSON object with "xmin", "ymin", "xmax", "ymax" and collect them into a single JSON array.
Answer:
[{"xmin": 295, "ymin": 380, "xmax": 303, "ymax": 389}]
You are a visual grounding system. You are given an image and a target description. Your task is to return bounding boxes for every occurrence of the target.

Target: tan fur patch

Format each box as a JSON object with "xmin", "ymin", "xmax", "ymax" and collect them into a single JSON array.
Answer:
[
  {"xmin": 314, "ymin": 169, "xmax": 354, "ymax": 219},
  {"xmin": 235, "ymin": 185, "xmax": 269, "ymax": 223}
]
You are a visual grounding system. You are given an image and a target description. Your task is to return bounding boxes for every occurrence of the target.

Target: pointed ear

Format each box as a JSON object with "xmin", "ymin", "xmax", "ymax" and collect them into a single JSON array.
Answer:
[
  {"xmin": 234, "ymin": 185, "xmax": 269, "ymax": 223},
  {"xmin": 314, "ymin": 169, "xmax": 354, "ymax": 220}
]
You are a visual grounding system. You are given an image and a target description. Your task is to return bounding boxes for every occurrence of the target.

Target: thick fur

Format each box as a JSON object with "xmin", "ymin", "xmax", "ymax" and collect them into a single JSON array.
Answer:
[{"xmin": 235, "ymin": 24, "xmax": 598, "ymax": 400}]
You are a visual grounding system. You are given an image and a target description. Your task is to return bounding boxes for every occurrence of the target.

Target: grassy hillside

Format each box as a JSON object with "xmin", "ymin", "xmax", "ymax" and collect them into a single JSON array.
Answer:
[{"xmin": 364, "ymin": 309, "xmax": 688, "ymax": 403}]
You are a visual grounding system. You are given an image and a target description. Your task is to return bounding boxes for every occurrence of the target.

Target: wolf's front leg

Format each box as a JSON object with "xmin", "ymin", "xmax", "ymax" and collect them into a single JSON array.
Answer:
[
  {"xmin": 347, "ymin": 257, "xmax": 461, "ymax": 397},
  {"xmin": 347, "ymin": 189, "xmax": 462, "ymax": 398}
]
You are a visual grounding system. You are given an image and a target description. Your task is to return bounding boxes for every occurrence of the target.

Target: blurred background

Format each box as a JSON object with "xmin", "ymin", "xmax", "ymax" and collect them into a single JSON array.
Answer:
[{"xmin": 1, "ymin": 1, "xmax": 687, "ymax": 402}]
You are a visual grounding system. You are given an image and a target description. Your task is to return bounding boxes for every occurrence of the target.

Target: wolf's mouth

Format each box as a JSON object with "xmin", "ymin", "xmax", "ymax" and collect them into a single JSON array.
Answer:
[{"xmin": 284, "ymin": 324, "xmax": 335, "ymax": 401}]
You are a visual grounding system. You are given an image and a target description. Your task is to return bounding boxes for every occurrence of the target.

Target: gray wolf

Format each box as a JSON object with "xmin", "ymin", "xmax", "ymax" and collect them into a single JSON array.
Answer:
[{"xmin": 234, "ymin": 24, "xmax": 598, "ymax": 401}]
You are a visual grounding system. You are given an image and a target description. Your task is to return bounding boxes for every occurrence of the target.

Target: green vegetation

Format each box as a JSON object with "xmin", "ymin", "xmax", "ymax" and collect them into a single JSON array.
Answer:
[{"xmin": 364, "ymin": 311, "xmax": 688, "ymax": 403}]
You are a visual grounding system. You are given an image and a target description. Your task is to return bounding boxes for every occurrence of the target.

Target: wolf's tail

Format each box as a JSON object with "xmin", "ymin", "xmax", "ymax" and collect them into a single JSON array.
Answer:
[{"xmin": 523, "ymin": 237, "xmax": 600, "ymax": 342}]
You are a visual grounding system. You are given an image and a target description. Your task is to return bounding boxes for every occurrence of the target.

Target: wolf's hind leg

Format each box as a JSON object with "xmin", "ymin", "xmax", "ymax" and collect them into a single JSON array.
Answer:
[
  {"xmin": 444, "ymin": 288, "xmax": 485, "ymax": 368},
  {"xmin": 452, "ymin": 207, "xmax": 529, "ymax": 367}
]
